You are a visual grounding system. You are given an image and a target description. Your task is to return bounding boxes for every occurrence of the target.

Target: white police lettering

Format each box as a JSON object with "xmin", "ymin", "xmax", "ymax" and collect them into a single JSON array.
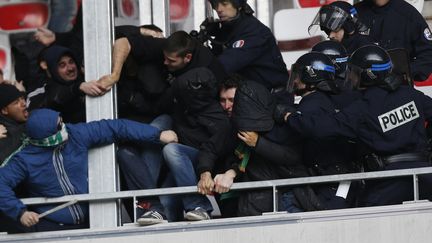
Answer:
[
  {"xmin": 232, "ymin": 40, "xmax": 245, "ymax": 48},
  {"xmin": 424, "ymin": 28, "xmax": 432, "ymax": 41},
  {"xmin": 378, "ymin": 101, "xmax": 419, "ymax": 133}
]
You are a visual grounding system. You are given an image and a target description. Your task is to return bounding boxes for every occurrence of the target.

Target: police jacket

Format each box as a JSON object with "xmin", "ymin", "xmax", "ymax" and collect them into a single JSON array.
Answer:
[
  {"xmin": 295, "ymin": 91, "xmax": 356, "ymax": 171},
  {"xmin": 355, "ymin": 0, "xmax": 432, "ymax": 81},
  {"xmin": 0, "ymin": 115, "xmax": 25, "ymax": 163},
  {"xmin": 0, "ymin": 110, "xmax": 162, "ymax": 225},
  {"xmin": 288, "ymin": 85, "xmax": 432, "ymax": 156},
  {"xmin": 212, "ymin": 13, "xmax": 289, "ymax": 90}
]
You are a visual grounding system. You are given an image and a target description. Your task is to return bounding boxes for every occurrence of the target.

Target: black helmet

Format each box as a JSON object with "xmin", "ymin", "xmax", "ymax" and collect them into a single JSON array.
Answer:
[
  {"xmin": 308, "ymin": 1, "xmax": 369, "ymax": 37},
  {"xmin": 288, "ymin": 52, "xmax": 337, "ymax": 95},
  {"xmin": 312, "ymin": 40, "xmax": 348, "ymax": 80},
  {"xmin": 348, "ymin": 45, "xmax": 393, "ymax": 88}
]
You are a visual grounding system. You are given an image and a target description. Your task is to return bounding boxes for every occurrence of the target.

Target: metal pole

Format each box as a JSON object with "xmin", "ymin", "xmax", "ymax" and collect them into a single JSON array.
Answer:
[
  {"xmin": 83, "ymin": 0, "xmax": 118, "ymax": 228},
  {"xmin": 413, "ymin": 174, "xmax": 420, "ymax": 201}
]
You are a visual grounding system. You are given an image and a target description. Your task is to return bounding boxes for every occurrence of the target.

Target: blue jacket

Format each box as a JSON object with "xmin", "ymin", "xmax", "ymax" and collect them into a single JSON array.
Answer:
[{"xmin": 0, "ymin": 109, "xmax": 161, "ymax": 224}]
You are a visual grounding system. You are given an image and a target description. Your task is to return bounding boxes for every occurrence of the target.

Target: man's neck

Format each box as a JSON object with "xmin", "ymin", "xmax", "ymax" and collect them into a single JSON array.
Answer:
[{"xmin": 374, "ymin": 0, "xmax": 390, "ymax": 7}]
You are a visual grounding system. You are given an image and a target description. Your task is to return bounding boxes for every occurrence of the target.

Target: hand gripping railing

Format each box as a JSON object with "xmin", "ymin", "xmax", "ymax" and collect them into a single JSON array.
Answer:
[{"xmin": 21, "ymin": 167, "xmax": 432, "ymax": 224}]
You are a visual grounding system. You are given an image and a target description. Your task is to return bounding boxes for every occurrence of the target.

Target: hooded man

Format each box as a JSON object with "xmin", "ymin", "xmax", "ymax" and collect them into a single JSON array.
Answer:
[{"xmin": 0, "ymin": 108, "xmax": 177, "ymax": 233}]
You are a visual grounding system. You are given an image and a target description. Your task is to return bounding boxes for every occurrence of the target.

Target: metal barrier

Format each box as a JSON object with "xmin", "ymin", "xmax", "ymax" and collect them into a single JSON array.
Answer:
[{"xmin": 21, "ymin": 167, "xmax": 432, "ymax": 225}]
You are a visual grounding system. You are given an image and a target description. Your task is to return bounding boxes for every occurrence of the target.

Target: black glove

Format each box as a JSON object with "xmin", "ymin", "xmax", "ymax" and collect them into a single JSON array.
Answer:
[
  {"xmin": 273, "ymin": 104, "xmax": 296, "ymax": 124},
  {"xmin": 200, "ymin": 17, "xmax": 220, "ymax": 36}
]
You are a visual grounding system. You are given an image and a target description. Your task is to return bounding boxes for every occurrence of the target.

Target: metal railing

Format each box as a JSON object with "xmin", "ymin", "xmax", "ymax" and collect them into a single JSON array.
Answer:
[{"xmin": 20, "ymin": 167, "xmax": 432, "ymax": 225}]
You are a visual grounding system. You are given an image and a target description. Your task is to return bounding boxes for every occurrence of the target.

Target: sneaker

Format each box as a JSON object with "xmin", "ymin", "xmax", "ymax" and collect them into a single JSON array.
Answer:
[
  {"xmin": 137, "ymin": 210, "xmax": 167, "ymax": 226},
  {"xmin": 185, "ymin": 207, "xmax": 211, "ymax": 221}
]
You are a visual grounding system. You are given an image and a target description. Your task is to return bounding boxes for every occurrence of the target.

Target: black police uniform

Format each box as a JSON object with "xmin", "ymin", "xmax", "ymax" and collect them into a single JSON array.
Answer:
[
  {"xmin": 211, "ymin": 13, "xmax": 289, "ymax": 91},
  {"xmin": 355, "ymin": 0, "xmax": 432, "ymax": 81},
  {"xmin": 288, "ymin": 84, "xmax": 432, "ymax": 206}
]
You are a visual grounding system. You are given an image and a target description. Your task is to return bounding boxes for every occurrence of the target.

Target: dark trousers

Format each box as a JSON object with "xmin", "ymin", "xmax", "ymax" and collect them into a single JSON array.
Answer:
[{"xmin": 360, "ymin": 162, "xmax": 432, "ymax": 206}]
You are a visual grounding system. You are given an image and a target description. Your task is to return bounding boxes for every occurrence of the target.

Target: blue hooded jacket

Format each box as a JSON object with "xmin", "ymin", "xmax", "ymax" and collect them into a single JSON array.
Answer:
[{"xmin": 0, "ymin": 109, "xmax": 161, "ymax": 224}]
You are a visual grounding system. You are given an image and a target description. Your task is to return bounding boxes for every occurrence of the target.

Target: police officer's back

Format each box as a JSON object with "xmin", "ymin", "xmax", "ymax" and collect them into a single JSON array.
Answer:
[
  {"xmin": 287, "ymin": 45, "xmax": 432, "ymax": 206},
  {"xmin": 355, "ymin": 0, "xmax": 432, "ymax": 81},
  {"xmin": 288, "ymin": 52, "xmax": 357, "ymax": 209}
]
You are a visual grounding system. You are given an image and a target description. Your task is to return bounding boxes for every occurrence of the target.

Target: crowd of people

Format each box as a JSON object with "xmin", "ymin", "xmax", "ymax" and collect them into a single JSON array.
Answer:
[{"xmin": 1, "ymin": 0, "xmax": 432, "ymax": 234}]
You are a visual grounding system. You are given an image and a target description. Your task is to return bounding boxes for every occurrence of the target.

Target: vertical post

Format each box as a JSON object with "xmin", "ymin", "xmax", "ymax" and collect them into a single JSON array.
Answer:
[
  {"xmin": 273, "ymin": 185, "xmax": 278, "ymax": 212},
  {"xmin": 138, "ymin": 0, "xmax": 152, "ymax": 25},
  {"xmin": 413, "ymin": 174, "xmax": 419, "ymax": 201},
  {"xmin": 152, "ymin": 0, "xmax": 170, "ymax": 35},
  {"xmin": 82, "ymin": 0, "xmax": 118, "ymax": 228},
  {"xmin": 193, "ymin": 0, "xmax": 207, "ymax": 31},
  {"xmin": 256, "ymin": 0, "xmax": 272, "ymax": 29}
]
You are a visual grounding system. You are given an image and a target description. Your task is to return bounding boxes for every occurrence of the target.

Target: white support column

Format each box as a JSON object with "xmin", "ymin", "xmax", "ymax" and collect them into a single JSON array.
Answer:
[
  {"xmin": 138, "ymin": 0, "xmax": 152, "ymax": 25},
  {"xmin": 256, "ymin": 0, "xmax": 272, "ymax": 29},
  {"xmin": 82, "ymin": 0, "xmax": 118, "ymax": 228},
  {"xmin": 152, "ymin": 0, "xmax": 170, "ymax": 35},
  {"xmin": 193, "ymin": 0, "xmax": 207, "ymax": 31}
]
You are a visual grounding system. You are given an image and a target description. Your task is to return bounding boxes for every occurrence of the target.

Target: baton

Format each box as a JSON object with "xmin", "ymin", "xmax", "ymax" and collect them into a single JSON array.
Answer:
[{"xmin": 38, "ymin": 199, "xmax": 79, "ymax": 219}]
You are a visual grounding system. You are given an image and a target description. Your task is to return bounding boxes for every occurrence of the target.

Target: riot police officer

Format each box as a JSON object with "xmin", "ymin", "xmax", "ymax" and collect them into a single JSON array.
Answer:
[
  {"xmin": 309, "ymin": 1, "xmax": 373, "ymax": 54},
  {"xmin": 355, "ymin": 0, "xmax": 432, "ymax": 81},
  {"xmin": 288, "ymin": 52, "xmax": 357, "ymax": 209},
  {"xmin": 203, "ymin": 0, "xmax": 289, "ymax": 93},
  {"xmin": 311, "ymin": 40, "xmax": 362, "ymax": 109},
  {"xmin": 286, "ymin": 45, "xmax": 432, "ymax": 206}
]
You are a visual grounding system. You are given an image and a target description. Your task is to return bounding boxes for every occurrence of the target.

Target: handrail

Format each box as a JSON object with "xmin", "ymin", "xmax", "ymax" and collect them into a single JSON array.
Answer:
[{"xmin": 21, "ymin": 167, "xmax": 432, "ymax": 206}]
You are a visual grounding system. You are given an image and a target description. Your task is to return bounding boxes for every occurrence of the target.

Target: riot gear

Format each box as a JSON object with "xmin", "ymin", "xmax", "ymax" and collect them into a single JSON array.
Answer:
[
  {"xmin": 288, "ymin": 52, "xmax": 337, "ymax": 95},
  {"xmin": 348, "ymin": 45, "xmax": 393, "ymax": 89},
  {"xmin": 309, "ymin": 1, "xmax": 369, "ymax": 37},
  {"xmin": 312, "ymin": 40, "xmax": 348, "ymax": 80}
]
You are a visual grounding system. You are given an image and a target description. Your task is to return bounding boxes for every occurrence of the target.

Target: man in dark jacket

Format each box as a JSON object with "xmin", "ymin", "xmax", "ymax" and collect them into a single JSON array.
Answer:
[
  {"xmin": 0, "ymin": 84, "xmax": 28, "ymax": 163},
  {"xmin": 206, "ymin": 81, "xmax": 308, "ymax": 216},
  {"xmin": 0, "ymin": 108, "xmax": 177, "ymax": 233}
]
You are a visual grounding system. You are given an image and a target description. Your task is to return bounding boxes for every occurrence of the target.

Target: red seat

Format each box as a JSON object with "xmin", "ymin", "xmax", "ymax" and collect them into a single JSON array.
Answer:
[
  {"xmin": 296, "ymin": 0, "xmax": 351, "ymax": 8},
  {"xmin": 170, "ymin": 0, "xmax": 190, "ymax": 22},
  {"xmin": 0, "ymin": 48, "xmax": 6, "ymax": 71},
  {"xmin": 0, "ymin": 2, "xmax": 49, "ymax": 31}
]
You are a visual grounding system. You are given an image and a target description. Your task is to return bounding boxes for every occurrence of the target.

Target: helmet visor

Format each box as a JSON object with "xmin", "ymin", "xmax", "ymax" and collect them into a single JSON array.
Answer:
[
  {"xmin": 308, "ymin": 5, "xmax": 349, "ymax": 36},
  {"xmin": 287, "ymin": 63, "xmax": 302, "ymax": 93},
  {"xmin": 345, "ymin": 63, "xmax": 362, "ymax": 90}
]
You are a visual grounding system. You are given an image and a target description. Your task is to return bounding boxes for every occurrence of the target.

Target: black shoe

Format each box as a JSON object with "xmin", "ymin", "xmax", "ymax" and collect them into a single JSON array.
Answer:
[{"xmin": 137, "ymin": 210, "xmax": 167, "ymax": 226}]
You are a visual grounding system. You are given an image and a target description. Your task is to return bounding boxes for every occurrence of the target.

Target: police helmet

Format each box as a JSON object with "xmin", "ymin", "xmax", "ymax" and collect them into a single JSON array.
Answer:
[
  {"xmin": 312, "ymin": 40, "xmax": 348, "ymax": 79},
  {"xmin": 308, "ymin": 1, "xmax": 368, "ymax": 37},
  {"xmin": 288, "ymin": 52, "xmax": 338, "ymax": 94},
  {"xmin": 348, "ymin": 45, "xmax": 393, "ymax": 88}
]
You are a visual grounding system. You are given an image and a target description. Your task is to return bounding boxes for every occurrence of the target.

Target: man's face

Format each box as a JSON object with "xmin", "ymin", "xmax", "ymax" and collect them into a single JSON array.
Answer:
[
  {"xmin": 329, "ymin": 28, "xmax": 345, "ymax": 42},
  {"xmin": 57, "ymin": 55, "xmax": 78, "ymax": 82},
  {"xmin": 163, "ymin": 51, "xmax": 191, "ymax": 72},
  {"xmin": 214, "ymin": 1, "xmax": 238, "ymax": 22},
  {"xmin": 1, "ymin": 97, "xmax": 28, "ymax": 123},
  {"xmin": 219, "ymin": 87, "xmax": 236, "ymax": 117}
]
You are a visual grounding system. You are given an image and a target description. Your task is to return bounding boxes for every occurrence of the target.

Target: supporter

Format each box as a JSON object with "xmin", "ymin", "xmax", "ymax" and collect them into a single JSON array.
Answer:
[
  {"xmin": 309, "ymin": 1, "xmax": 373, "ymax": 54},
  {"xmin": 158, "ymin": 67, "xmax": 234, "ymax": 222},
  {"xmin": 33, "ymin": 45, "xmax": 104, "ymax": 123},
  {"xmin": 286, "ymin": 52, "xmax": 359, "ymax": 209},
  {"xmin": 219, "ymin": 74, "xmax": 241, "ymax": 117},
  {"xmin": 0, "ymin": 108, "xmax": 177, "ymax": 233},
  {"xmin": 209, "ymin": 81, "xmax": 309, "ymax": 216},
  {"xmin": 355, "ymin": 0, "xmax": 432, "ymax": 81},
  {"xmin": 204, "ymin": 0, "xmax": 289, "ymax": 94},
  {"xmin": 286, "ymin": 45, "xmax": 432, "ymax": 206},
  {"xmin": 0, "ymin": 124, "xmax": 6, "ymax": 139},
  {"xmin": 0, "ymin": 84, "xmax": 28, "ymax": 163}
]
